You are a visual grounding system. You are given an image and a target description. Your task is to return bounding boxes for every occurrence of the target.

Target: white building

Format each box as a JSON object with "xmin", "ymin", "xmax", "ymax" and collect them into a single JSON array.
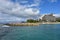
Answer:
[{"xmin": 42, "ymin": 14, "xmax": 56, "ymax": 22}]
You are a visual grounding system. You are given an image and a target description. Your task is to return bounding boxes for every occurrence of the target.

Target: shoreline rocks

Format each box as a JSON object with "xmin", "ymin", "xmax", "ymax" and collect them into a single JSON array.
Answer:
[
  {"xmin": 5, "ymin": 23, "xmax": 40, "ymax": 26},
  {"xmin": 4, "ymin": 22, "xmax": 60, "ymax": 26}
]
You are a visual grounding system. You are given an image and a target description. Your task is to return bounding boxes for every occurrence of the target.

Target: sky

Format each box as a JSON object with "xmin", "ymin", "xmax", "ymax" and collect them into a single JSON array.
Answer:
[{"xmin": 0, "ymin": 0, "xmax": 60, "ymax": 23}]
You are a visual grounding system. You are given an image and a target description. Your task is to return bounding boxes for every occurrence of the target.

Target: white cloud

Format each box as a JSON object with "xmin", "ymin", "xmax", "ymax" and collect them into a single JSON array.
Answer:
[
  {"xmin": 28, "ymin": 0, "xmax": 41, "ymax": 7},
  {"xmin": 19, "ymin": 1, "xmax": 28, "ymax": 3},
  {"xmin": 0, "ymin": 0, "xmax": 40, "ymax": 16},
  {"xmin": 48, "ymin": 0, "xmax": 57, "ymax": 2},
  {"xmin": 14, "ymin": 0, "xmax": 41, "ymax": 7},
  {"xmin": 24, "ymin": 8, "xmax": 39, "ymax": 15},
  {"xmin": 53, "ymin": 14, "xmax": 60, "ymax": 17},
  {"xmin": 33, "ymin": 0, "xmax": 41, "ymax": 5},
  {"xmin": 0, "ymin": 0, "xmax": 40, "ymax": 22},
  {"xmin": 0, "ymin": 13, "xmax": 23, "ymax": 22}
]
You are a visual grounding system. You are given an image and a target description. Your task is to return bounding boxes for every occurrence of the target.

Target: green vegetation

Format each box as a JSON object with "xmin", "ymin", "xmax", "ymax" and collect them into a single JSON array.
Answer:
[
  {"xmin": 56, "ymin": 17, "xmax": 60, "ymax": 22},
  {"xmin": 27, "ymin": 19, "xmax": 39, "ymax": 23}
]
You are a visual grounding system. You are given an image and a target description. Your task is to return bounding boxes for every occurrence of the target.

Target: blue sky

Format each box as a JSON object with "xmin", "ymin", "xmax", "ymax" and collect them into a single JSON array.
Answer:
[
  {"xmin": 0, "ymin": 0, "xmax": 60, "ymax": 23},
  {"xmin": 40, "ymin": 0, "xmax": 60, "ymax": 14}
]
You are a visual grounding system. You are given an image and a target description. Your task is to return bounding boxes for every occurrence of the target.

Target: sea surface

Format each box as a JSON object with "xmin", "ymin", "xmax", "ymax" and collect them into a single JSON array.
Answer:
[{"xmin": 0, "ymin": 24, "xmax": 60, "ymax": 40}]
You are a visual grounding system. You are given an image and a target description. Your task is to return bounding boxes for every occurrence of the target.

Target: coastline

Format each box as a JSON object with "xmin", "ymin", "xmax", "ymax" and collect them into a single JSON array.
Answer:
[
  {"xmin": 5, "ymin": 23, "xmax": 40, "ymax": 26},
  {"xmin": 4, "ymin": 22, "xmax": 60, "ymax": 26},
  {"xmin": 40, "ymin": 22, "xmax": 60, "ymax": 24}
]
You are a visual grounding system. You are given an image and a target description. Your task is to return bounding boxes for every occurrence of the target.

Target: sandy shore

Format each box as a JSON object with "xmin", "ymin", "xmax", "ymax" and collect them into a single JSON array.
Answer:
[{"xmin": 40, "ymin": 22, "xmax": 60, "ymax": 24}]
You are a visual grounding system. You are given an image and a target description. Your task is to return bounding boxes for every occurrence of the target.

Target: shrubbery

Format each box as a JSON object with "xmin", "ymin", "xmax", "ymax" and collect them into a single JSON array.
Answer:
[
  {"xmin": 56, "ymin": 17, "xmax": 60, "ymax": 22},
  {"xmin": 27, "ymin": 19, "xmax": 39, "ymax": 23}
]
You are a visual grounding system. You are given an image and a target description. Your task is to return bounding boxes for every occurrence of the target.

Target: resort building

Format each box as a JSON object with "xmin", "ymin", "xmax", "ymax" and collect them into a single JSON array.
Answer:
[{"xmin": 42, "ymin": 14, "xmax": 56, "ymax": 22}]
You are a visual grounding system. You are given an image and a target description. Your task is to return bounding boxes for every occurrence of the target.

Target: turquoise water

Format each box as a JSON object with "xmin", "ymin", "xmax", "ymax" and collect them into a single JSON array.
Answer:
[{"xmin": 0, "ymin": 24, "xmax": 60, "ymax": 40}]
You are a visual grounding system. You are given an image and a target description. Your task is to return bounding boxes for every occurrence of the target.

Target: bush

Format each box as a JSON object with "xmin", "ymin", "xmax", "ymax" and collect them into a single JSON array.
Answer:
[
  {"xmin": 27, "ymin": 19, "xmax": 39, "ymax": 23},
  {"xmin": 56, "ymin": 18, "xmax": 60, "ymax": 22}
]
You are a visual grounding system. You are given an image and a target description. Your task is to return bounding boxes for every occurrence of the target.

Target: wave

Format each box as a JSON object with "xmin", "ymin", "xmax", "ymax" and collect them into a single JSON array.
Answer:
[{"xmin": 2, "ymin": 25, "xmax": 10, "ymax": 27}]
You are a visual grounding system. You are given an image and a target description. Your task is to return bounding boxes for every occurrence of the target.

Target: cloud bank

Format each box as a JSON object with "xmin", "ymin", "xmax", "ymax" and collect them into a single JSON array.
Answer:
[{"xmin": 0, "ymin": 0, "xmax": 40, "ymax": 23}]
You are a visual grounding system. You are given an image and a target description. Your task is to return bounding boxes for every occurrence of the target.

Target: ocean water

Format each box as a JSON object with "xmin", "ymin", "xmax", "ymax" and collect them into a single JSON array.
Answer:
[{"xmin": 0, "ymin": 24, "xmax": 60, "ymax": 40}]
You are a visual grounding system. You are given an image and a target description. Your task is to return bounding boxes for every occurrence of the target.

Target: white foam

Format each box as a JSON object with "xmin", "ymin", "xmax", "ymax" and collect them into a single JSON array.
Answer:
[{"xmin": 2, "ymin": 25, "xmax": 10, "ymax": 27}]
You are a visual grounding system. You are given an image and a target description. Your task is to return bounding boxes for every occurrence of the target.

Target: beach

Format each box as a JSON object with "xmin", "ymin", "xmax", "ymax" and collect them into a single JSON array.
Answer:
[{"xmin": 40, "ymin": 22, "xmax": 60, "ymax": 24}]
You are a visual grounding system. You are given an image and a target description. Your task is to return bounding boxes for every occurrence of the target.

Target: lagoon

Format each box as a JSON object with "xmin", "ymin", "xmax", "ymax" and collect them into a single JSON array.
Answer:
[{"xmin": 0, "ymin": 24, "xmax": 60, "ymax": 40}]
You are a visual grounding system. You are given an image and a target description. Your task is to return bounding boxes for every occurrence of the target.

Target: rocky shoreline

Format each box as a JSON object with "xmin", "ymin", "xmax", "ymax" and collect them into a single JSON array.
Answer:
[
  {"xmin": 4, "ymin": 22, "xmax": 60, "ymax": 26},
  {"xmin": 5, "ymin": 23, "xmax": 40, "ymax": 26}
]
